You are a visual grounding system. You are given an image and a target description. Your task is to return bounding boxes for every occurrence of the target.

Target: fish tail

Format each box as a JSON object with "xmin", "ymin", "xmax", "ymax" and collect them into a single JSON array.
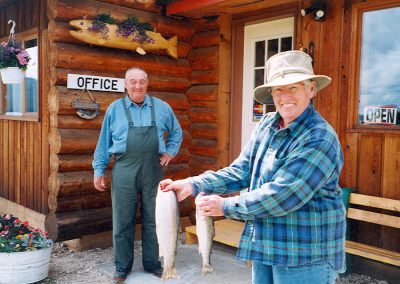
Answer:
[
  {"xmin": 162, "ymin": 266, "xmax": 180, "ymax": 279},
  {"xmin": 202, "ymin": 263, "xmax": 214, "ymax": 275},
  {"xmin": 167, "ymin": 36, "xmax": 178, "ymax": 59}
]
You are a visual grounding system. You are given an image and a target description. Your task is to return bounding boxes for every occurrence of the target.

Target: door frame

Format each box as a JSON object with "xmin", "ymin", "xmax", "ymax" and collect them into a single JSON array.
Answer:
[{"xmin": 229, "ymin": 5, "xmax": 299, "ymax": 161}]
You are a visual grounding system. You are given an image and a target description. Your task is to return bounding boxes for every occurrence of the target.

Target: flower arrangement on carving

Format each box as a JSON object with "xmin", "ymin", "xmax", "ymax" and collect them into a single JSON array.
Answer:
[{"xmin": 89, "ymin": 13, "xmax": 155, "ymax": 45}]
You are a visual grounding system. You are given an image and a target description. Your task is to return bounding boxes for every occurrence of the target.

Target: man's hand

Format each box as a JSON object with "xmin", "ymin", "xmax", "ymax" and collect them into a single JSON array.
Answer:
[
  {"xmin": 196, "ymin": 194, "xmax": 225, "ymax": 217},
  {"xmin": 94, "ymin": 175, "xmax": 107, "ymax": 192},
  {"xmin": 160, "ymin": 178, "xmax": 193, "ymax": 202},
  {"xmin": 160, "ymin": 153, "xmax": 173, "ymax": 166}
]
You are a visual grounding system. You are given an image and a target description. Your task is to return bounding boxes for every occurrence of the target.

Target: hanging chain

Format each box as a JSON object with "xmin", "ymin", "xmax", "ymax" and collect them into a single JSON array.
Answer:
[
  {"xmin": 7, "ymin": 0, "xmax": 16, "ymax": 44},
  {"xmin": 8, "ymin": 0, "xmax": 14, "ymax": 21}
]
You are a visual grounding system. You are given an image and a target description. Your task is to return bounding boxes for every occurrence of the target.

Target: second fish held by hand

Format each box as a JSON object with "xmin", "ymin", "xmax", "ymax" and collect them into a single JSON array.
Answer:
[{"xmin": 195, "ymin": 192, "xmax": 215, "ymax": 275}]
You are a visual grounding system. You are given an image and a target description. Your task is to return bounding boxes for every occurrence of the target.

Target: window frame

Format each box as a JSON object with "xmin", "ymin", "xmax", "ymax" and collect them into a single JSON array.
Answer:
[
  {"xmin": 0, "ymin": 28, "xmax": 39, "ymax": 121},
  {"xmin": 348, "ymin": 0, "xmax": 400, "ymax": 133}
]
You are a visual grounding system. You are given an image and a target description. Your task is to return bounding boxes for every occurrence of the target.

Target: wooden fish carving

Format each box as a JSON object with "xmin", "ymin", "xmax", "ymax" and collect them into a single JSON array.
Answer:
[{"xmin": 69, "ymin": 19, "xmax": 178, "ymax": 59}]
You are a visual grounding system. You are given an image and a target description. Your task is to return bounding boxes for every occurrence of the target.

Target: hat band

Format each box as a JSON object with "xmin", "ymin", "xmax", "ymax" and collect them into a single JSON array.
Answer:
[{"xmin": 268, "ymin": 67, "xmax": 313, "ymax": 84}]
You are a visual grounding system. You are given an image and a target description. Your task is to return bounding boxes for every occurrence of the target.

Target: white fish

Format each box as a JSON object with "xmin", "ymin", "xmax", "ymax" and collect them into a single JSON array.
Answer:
[
  {"xmin": 195, "ymin": 193, "xmax": 215, "ymax": 275},
  {"xmin": 155, "ymin": 185, "xmax": 180, "ymax": 279}
]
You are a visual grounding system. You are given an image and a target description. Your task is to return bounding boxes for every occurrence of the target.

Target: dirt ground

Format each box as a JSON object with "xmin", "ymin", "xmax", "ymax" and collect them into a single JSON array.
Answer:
[{"xmin": 38, "ymin": 242, "xmax": 388, "ymax": 284}]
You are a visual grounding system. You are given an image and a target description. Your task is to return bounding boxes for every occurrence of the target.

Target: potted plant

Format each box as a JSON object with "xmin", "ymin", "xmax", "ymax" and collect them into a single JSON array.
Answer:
[
  {"xmin": 0, "ymin": 214, "xmax": 53, "ymax": 283},
  {"xmin": 0, "ymin": 41, "xmax": 30, "ymax": 84}
]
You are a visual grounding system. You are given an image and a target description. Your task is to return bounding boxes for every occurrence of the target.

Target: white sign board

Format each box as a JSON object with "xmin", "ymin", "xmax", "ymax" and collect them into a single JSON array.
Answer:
[
  {"xmin": 67, "ymin": 74, "xmax": 124, "ymax": 92},
  {"xmin": 363, "ymin": 106, "xmax": 397, "ymax": 125}
]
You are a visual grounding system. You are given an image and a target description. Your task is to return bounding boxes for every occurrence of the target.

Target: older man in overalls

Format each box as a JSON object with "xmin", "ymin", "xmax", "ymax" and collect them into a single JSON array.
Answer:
[{"xmin": 93, "ymin": 67, "xmax": 182, "ymax": 281}]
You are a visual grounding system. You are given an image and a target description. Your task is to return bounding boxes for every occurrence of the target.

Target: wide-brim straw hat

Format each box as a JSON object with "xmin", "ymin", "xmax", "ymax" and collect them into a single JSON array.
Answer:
[{"xmin": 253, "ymin": 50, "xmax": 331, "ymax": 104}]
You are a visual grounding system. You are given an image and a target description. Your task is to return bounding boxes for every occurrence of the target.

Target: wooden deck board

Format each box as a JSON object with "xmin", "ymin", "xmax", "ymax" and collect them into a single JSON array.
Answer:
[{"xmin": 185, "ymin": 219, "xmax": 244, "ymax": 248}]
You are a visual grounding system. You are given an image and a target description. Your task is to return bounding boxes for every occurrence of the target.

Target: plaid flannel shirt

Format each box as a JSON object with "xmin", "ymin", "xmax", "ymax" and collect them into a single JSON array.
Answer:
[{"xmin": 191, "ymin": 104, "xmax": 346, "ymax": 271}]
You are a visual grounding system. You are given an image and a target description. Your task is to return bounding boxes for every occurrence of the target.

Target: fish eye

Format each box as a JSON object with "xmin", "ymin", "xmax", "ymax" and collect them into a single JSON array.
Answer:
[{"xmin": 80, "ymin": 22, "xmax": 84, "ymax": 25}]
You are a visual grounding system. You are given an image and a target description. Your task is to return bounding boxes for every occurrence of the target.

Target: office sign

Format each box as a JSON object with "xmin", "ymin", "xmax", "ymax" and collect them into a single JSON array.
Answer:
[{"xmin": 67, "ymin": 74, "xmax": 124, "ymax": 92}]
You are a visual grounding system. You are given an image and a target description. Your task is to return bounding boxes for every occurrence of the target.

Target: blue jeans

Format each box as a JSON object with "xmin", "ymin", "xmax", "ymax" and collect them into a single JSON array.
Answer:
[{"xmin": 252, "ymin": 261, "xmax": 338, "ymax": 284}]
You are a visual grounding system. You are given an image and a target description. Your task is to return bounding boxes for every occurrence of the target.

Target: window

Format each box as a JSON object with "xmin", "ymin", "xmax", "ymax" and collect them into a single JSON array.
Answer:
[
  {"xmin": 0, "ymin": 31, "xmax": 38, "ymax": 120},
  {"xmin": 253, "ymin": 36, "xmax": 292, "ymax": 122},
  {"xmin": 352, "ymin": 3, "xmax": 400, "ymax": 128}
]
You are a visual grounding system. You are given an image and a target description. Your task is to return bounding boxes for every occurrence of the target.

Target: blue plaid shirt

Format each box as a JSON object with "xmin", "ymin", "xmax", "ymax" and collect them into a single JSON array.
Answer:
[{"xmin": 191, "ymin": 104, "xmax": 346, "ymax": 271}]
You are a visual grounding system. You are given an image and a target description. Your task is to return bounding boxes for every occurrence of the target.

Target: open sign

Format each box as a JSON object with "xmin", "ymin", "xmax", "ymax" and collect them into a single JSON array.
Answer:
[{"xmin": 363, "ymin": 106, "xmax": 397, "ymax": 125}]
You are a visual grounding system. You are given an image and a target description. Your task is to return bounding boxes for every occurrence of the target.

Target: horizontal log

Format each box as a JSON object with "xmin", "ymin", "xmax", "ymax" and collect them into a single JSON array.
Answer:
[
  {"xmin": 46, "ymin": 197, "xmax": 195, "ymax": 242},
  {"xmin": 55, "ymin": 43, "xmax": 191, "ymax": 76},
  {"xmin": 56, "ymin": 68, "xmax": 192, "ymax": 93},
  {"xmin": 186, "ymin": 85, "xmax": 218, "ymax": 102},
  {"xmin": 149, "ymin": 92, "xmax": 190, "ymax": 111},
  {"xmin": 174, "ymin": 109, "xmax": 187, "ymax": 116},
  {"xmin": 176, "ymin": 114, "xmax": 190, "ymax": 130},
  {"xmin": 56, "ymin": 191, "xmax": 112, "ymax": 213},
  {"xmin": 181, "ymin": 130, "xmax": 192, "ymax": 148},
  {"xmin": 57, "ymin": 114, "xmax": 103, "ymax": 129},
  {"xmin": 177, "ymin": 42, "xmax": 193, "ymax": 58},
  {"xmin": 191, "ymin": 16, "xmax": 219, "ymax": 32},
  {"xmin": 188, "ymin": 46, "xmax": 219, "ymax": 71},
  {"xmin": 188, "ymin": 107, "xmax": 217, "ymax": 123},
  {"xmin": 45, "ymin": 207, "xmax": 113, "ymax": 241},
  {"xmin": 190, "ymin": 123, "xmax": 218, "ymax": 139},
  {"xmin": 59, "ymin": 129, "xmax": 99, "ymax": 154},
  {"xmin": 54, "ymin": 0, "xmax": 194, "ymax": 41},
  {"xmin": 58, "ymin": 170, "xmax": 100, "ymax": 197},
  {"xmin": 50, "ymin": 20, "xmax": 193, "ymax": 59},
  {"xmin": 189, "ymin": 155, "xmax": 218, "ymax": 175},
  {"xmin": 190, "ymin": 70, "xmax": 219, "ymax": 85},
  {"xmin": 96, "ymin": 0, "xmax": 161, "ymax": 13},
  {"xmin": 58, "ymin": 148, "xmax": 188, "ymax": 173},
  {"xmin": 59, "ymin": 154, "xmax": 98, "ymax": 172},
  {"xmin": 55, "ymin": 87, "xmax": 189, "ymax": 115},
  {"xmin": 57, "ymin": 119, "xmax": 189, "ymax": 155},
  {"xmin": 189, "ymin": 139, "xmax": 217, "ymax": 158},
  {"xmin": 56, "ymin": 86, "xmax": 123, "ymax": 115},
  {"xmin": 191, "ymin": 30, "xmax": 219, "ymax": 48},
  {"xmin": 170, "ymin": 148, "xmax": 190, "ymax": 164},
  {"xmin": 163, "ymin": 164, "xmax": 190, "ymax": 180}
]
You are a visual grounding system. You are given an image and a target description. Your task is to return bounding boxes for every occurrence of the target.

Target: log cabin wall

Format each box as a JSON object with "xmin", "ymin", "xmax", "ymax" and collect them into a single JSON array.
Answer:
[
  {"xmin": 45, "ymin": 0, "xmax": 194, "ymax": 241},
  {"xmin": 0, "ymin": 0, "xmax": 49, "ymax": 215},
  {"xmin": 298, "ymin": 0, "xmax": 400, "ymax": 253},
  {"xmin": 187, "ymin": 17, "xmax": 220, "ymax": 176}
]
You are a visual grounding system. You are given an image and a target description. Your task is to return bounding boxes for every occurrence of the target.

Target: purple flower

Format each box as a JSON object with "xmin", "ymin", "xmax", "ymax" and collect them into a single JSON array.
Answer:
[{"xmin": 0, "ymin": 41, "xmax": 30, "ymax": 70}]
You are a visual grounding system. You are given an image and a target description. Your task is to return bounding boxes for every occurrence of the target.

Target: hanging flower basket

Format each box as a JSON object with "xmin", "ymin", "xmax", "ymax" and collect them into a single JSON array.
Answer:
[
  {"xmin": 0, "ymin": 66, "xmax": 25, "ymax": 84},
  {"xmin": 0, "ymin": 41, "xmax": 30, "ymax": 84}
]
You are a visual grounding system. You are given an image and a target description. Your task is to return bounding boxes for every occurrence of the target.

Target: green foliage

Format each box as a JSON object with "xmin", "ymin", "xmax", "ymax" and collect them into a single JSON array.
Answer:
[
  {"xmin": 0, "ymin": 214, "xmax": 53, "ymax": 253},
  {"xmin": 0, "ymin": 41, "xmax": 30, "ymax": 70}
]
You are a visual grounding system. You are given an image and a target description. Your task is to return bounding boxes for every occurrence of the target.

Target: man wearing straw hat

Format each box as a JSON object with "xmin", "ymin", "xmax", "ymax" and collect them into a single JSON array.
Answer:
[{"xmin": 161, "ymin": 51, "xmax": 345, "ymax": 283}]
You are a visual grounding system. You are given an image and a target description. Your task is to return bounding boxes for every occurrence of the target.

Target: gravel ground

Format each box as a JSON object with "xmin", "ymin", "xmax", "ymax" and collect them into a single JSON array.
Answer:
[{"xmin": 37, "ymin": 242, "xmax": 389, "ymax": 284}]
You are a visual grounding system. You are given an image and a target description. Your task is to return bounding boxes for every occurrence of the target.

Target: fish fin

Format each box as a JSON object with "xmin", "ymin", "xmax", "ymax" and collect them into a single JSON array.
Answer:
[
  {"xmin": 202, "ymin": 263, "xmax": 214, "ymax": 275},
  {"xmin": 161, "ymin": 266, "xmax": 180, "ymax": 279},
  {"xmin": 166, "ymin": 35, "xmax": 178, "ymax": 59},
  {"xmin": 136, "ymin": 46, "xmax": 146, "ymax": 55}
]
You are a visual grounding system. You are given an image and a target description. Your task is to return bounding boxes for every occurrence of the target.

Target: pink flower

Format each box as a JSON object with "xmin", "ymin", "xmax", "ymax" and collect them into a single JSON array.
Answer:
[{"xmin": 16, "ymin": 53, "xmax": 28, "ymax": 65}]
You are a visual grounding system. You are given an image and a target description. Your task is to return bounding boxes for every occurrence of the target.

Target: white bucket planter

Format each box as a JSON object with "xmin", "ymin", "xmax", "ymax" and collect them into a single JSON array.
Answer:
[
  {"xmin": 0, "ymin": 67, "xmax": 25, "ymax": 84},
  {"xmin": 0, "ymin": 246, "xmax": 52, "ymax": 284}
]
